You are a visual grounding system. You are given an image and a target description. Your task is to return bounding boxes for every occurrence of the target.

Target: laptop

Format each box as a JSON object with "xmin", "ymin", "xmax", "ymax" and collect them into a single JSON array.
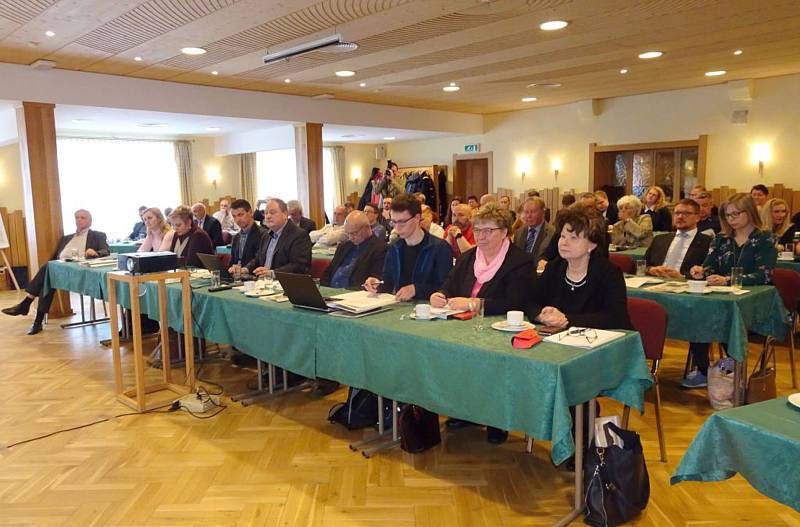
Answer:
[
  {"xmin": 197, "ymin": 253, "xmax": 232, "ymax": 282},
  {"xmin": 275, "ymin": 272, "xmax": 342, "ymax": 312}
]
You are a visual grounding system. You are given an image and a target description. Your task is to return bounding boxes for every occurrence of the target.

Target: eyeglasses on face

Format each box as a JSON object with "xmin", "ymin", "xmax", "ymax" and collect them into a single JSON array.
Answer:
[
  {"xmin": 673, "ymin": 210, "xmax": 697, "ymax": 216},
  {"xmin": 724, "ymin": 209, "xmax": 745, "ymax": 219},
  {"xmin": 473, "ymin": 227, "xmax": 504, "ymax": 237},
  {"xmin": 393, "ymin": 216, "xmax": 417, "ymax": 227}
]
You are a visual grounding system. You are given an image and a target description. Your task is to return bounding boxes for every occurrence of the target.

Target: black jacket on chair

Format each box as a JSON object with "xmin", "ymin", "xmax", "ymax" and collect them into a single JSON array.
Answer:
[
  {"xmin": 644, "ymin": 231, "xmax": 712, "ymax": 277},
  {"xmin": 198, "ymin": 215, "xmax": 224, "ymax": 247},
  {"xmin": 248, "ymin": 220, "xmax": 312, "ymax": 274},
  {"xmin": 51, "ymin": 229, "xmax": 110, "ymax": 260},
  {"xmin": 320, "ymin": 235, "xmax": 387, "ymax": 288},
  {"xmin": 438, "ymin": 244, "xmax": 535, "ymax": 316},
  {"xmin": 230, "ymin": 223, "xmax": 266, "ymax": 268}
]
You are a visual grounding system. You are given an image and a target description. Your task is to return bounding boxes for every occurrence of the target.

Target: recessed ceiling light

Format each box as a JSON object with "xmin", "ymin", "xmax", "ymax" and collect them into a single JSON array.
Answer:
[
  {"xmin": 71, "ymin": 119, "xmax": 91, "ymax": 124},
  {"xmin": 539, "ymin": 20, "xmax": 568, "ymax": 31},
  {"xmin": 443, "ymin": 82, "xmax": 460, "ymax": 92},
  {"xmin": 335, "ymin": 70, "xmax": 355, "ymax": 77},
  {"xmin": 705, "ymin": 70, "xmax": 727, "ymax": 77},
  {"xmin": 359, "ymin": 82, "xmax": 366, "ymax": 87},
  {"xmin": 383, "ymin": 136, "xmax": 396, "ymax": 141},
  {"xmin": 638, "ymin": 51, "xmax": 663, "ymax": 59},
  {"xmin": 521, "ymin": 97, "xmax": 538, "ymax": 102},
  {"xmin": 137, "ymin": 123, "xmax": 168, "ymax": 128},
  {"xmin": 619, "ymin": 68, "xmax": 629, "ymax": 74},
  {"xmin": 45, "ymin": 30, "xmax": 55, "ymax": 37},
  {"xmin": 211, "ymin": 70, "xmax": 218, "ymax": 75},
  {"xmin": 134, "ymin": 56, "xmax": 143, "ymax": 62},
  {"xmin": 527, "ymin": 82, "xmax": 561, "ymax": 88},
  {"xmin": 206, "ymin": 126, "xmax": 221, "ymax": 131},
  {"xmin": 180, "ymin": 47, "xmax": 207, "ymax": 55},
  {"xmin": 284, "ymin": 78, "xmax": 291, "ymax": 83},
  {"xmin": 734, "ymin": 49, "xmax": 743, "ymax": 56}
]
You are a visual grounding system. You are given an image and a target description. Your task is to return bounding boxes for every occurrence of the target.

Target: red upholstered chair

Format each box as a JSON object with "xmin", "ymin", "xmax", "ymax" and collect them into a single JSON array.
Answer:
[
  {"xmin": 218, "ymin": 253, "xmax": 231, "ymax": 269},
  {"xmin": 624, "ymin": 297, "xmax": 668, "ymax": 462},
  {"xmin": 310, "ymin": 258, "xmax": 332, "ymax": 279},
  {"xmin": 609, "ymin": 253, "xmax": 636, "ymax": 275},
  {"xmin": 221, "ymin": 231, "xmax": 232, "ymax": 245},
  {"xmin": 772, "ymin": 268, "xmax": 800, "ymax": 388}
]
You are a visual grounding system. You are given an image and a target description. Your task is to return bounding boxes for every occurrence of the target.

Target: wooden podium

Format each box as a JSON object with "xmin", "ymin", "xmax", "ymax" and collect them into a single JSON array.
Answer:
[{"xmin": 107, "ymin": 270, "xmax": 195, "ymax": 411}]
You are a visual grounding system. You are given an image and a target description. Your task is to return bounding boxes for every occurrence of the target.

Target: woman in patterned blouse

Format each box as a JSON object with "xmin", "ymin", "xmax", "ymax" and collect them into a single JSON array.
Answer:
[{"xmin": 689, "ymin": 192, "xmax": 777, "ymax": 286}]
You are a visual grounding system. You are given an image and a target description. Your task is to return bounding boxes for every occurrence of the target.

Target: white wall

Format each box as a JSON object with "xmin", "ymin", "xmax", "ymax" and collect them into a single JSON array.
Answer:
[
  {"xmin": 215, "ymin": 126, "xmax": 295, "ymax": 156},
  {"xmin": 337, "ymin": 143, "xmax": 386, "ymax": 200},
  {"xmin": 388, "ymin": 74, "xmax": 800, "ymax": 195},
  {"xmin": 0, "ymin": 142, "xmax": 23, "ymax": 211},
  {"xmin": 191, "ymin": 137, "xmax": 241, "ymax": 204}
]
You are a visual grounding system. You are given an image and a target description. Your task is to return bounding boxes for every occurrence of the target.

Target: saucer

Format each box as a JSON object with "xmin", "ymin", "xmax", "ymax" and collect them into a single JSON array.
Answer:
[
  {"xmin": 788, "ymin": 393, "xmax": 800, "ymax": 409},
  {"xmin": 409, "ymin": 312, "xmax": 436, "ymax": 320},
  {"xmin": 491, "ymin": 321, "xmax": 535, "ymax": 332}
]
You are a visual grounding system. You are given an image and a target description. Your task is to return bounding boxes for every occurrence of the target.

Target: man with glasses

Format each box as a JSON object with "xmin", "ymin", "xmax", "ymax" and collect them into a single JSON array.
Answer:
[
  {"xmin": 365, "ymin": 194, "xmax": 452, "ymax": 301},
  {"xmin": 247, "ymin": 198, "xmax": 312, "ymax": 277},
  {"xmin": 645, "ymin": 199, "xmax": 712, "ymax": 278},
  {"xmin": 320, "ymin": 211, "xmax": 387, "ymax": 288}
]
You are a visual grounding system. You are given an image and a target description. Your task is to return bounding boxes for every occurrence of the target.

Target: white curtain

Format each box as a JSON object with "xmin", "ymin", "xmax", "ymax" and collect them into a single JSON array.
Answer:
[
  {"xmin": 330, "ymin": 145, "xmax": 346, "ymax": 207},
  {"xmin": 239, "ymin": 152, "xmax": 257, "ymax": 204},
  {"xmin": 174, "ymin": 140, "xmax": 193, "ymax": 205},
  {"xmin": 294, "ymin": 124, "xmax": 310, "ymax": 213}
]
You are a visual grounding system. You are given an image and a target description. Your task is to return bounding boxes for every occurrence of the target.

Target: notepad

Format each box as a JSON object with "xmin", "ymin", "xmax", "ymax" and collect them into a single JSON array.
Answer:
[
  {"xmin": 544, "ymin": 328, "xmax": 625, "ymax": 349},
  {"xmin": 624, "ymin": 276, "xmax": 663, "ymax": 288},
  {"xmin": 325, "ymin": 290, "xmax": 397, "ymax": 313}
]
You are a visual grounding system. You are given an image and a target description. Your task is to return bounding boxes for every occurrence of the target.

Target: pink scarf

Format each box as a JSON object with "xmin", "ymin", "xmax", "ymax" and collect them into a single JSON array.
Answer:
[{"xmin": 473, "ymin": 238, "xmax": 510, "ymax": 289}]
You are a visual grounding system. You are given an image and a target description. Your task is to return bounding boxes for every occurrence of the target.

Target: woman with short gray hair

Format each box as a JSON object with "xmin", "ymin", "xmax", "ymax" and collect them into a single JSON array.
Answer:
[{"xmin": 611, "ymin": 195, "xmax": 653, "ymax": 248}]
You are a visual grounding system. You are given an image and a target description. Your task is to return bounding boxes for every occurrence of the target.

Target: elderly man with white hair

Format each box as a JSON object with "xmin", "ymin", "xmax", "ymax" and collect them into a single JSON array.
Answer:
[
  {"xmin": 191, "ymin": 202, "xmax": 224, "ymax": 247},
  {"xmin": 321, "ymin": 211, "xmax": 387, "ymax": 289},
  {"xmin": 309, "ymin": 205, "xmax": 348, "ymax": 247},
  {"xmin": 287, "ymin": 199, "xmax": 317, "ymax": 234},
  {"xmin": 212, "ymin": 198, "xmax": 236, "ymax": 232}
]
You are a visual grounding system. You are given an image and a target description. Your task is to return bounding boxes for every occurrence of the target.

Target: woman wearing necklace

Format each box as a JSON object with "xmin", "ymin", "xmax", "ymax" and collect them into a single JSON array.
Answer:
[
  {"xmin": 528, "ymin": 207, "xmax": 632, "ymax": 331},
  {"xmin": 683, "ymin": 193, "xmax": 777, "ymax": 389}
]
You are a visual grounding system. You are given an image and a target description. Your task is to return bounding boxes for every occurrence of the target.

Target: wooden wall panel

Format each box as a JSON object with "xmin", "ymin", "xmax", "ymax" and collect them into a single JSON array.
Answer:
[{"xmin": 305, "ymin": 123, "xmax": 325, "ymax": 229}]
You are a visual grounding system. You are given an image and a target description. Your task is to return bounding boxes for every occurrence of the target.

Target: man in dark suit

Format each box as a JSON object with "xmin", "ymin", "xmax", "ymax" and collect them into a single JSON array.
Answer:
[
  {"xmin": 192, "ymin": 203, "xmax": 224, "ymax": 247},
  {"xmin": 594, "ymin": 190, "xmax": 619, "ymax": 225},
  {"xmin": 287, "ymin": 200, "xmax": 317, "ymax": 234},
  {"xmin": 645, "ymin": 198, "xmax": 712, "ymax": 278},
  {"xmin": 2, "ymin": 209, "xmax": 109, "ymax": 335},
  {"xmin": 693, "ymin": 191, "xmax": 721, "ymax": 236},
  {"xmin": 320, "ymin": 211, "xmax": 387, "ymax": 288},
  {"xmin": 247, "ymin": 198, "xmax": 312, "ymax": 277},
  {"xmin": 225, "ymin": 199, "xmax": 265, "ymax": 271},
  {"xmin": 512, "ymin": 197, "xmax": 554, "ymax": 267}
]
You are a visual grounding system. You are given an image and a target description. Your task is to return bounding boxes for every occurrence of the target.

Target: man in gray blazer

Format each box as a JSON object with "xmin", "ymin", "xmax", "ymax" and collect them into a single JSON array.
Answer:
[{"xmin": 512, "ymin": 197, "xmax": 554, "ymax": 266}]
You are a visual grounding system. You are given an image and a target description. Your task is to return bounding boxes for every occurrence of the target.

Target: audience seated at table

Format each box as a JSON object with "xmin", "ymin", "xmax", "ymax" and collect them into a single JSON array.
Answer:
[
  {"xmin": 247, "ymin": 198, "xmax": 312, "ymax": 277},
  {"xmin": 365, "ymin": 194, "xmax": 452, "ymax": 301},
  {"xmin": 750, "ymin": 184, "xmax": 769, "ymax": 221},
  {"xmin": 527, "ymin": 207, "xmax": 632, "ymax": 331},
  {"xmin": 287, "ymin": 200, "xmax": 317, "ymax": 234},
  {"xmin": 594, "ymin": 190, "xmax": 619, "ymax": 225},
  {"xmin": 420, "ymin": 204, "xmax": 445, "ymax": 239},
  {"xmin": 128, "ymin": 205, "xmax": 148, "ymax": 240},
  {"xmin": 692, "ymin": 190, "xmax": 721, "ymax": 236},
  {"xmin": 540, "ymin": 204, "xmax": 609, "ymax": 270},
  {"xmin": 612, "ymin": 195, "xmax": 654, "ymax": 248},
  {"xmin": 168, "ymin": 206, "xmax": 215, "ymax": 268},
  {"xmin": 641, "ymin": 186, "xmax": 673, "ymax": 232},
  {"xmin": 513, "ymin": 197, "xmax": 554, "ymax": 267},
  {"xmin": 363, "ymin": 203, "xmax": 388, "ymax": 240},
  {"xmin": 191, "ymin": 202, "xmax": 224, "ymax": 247},
  {"xmin": 2, "ymin": 209, "xmax": 109, "ymax": 335},
  {"xmin": 310, "ymin": 205, "xmax": 347, "ymax": 247},
  {"xmin": 684, "ymin": 192, "xmax": 778, "ymax": 389},
  {"xmin": 212, "ymin": 198, "xmax": 237, "ymax": 232},
  {"xmin": 645, "ymin": 199, "xmax": 712, "ymax": 278},
  {"xmin": 137, "ymin": 207, "xmax": 173, "ymax": 253},
  {"xmin": 320, "ymin": 211, "xmax": 387, "ymax": 288},
  {"xmin": 431, "ymin": 203, "xmax": 535, "ymax": 444},
  {"xmin": 445, "ymin": 203, "xmax": 476, "ymax": 258},
  {"xmin": 227, "ymin": 199, "xmax": 266, "ymax": 274},
  {"xmin": 763, "ymin": 198, "xmax": 797, "ymax": 250}
]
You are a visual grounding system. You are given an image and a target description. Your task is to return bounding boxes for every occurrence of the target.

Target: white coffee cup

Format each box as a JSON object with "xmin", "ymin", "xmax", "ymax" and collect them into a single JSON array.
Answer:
[
  {"xmin": 243, "ymin": 281, "xmax": 256, "ymax": 292},
  {"xmin": 507, "ymin": 310, "xmax": 524, "ymax": 326},
  {"xmin": 687, "ymin": 280, "xmax": 706, "ymax": 293},
  {"xmin": 415, "ymin": 304, "xmax": 432, "ymax": 319},
  {"xmin": 780, "ymin": 251, "xmax": 794, "ymax": 260}
]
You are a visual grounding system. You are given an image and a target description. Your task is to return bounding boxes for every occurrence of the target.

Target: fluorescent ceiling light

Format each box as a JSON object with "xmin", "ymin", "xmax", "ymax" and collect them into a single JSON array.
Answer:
[
  {"xmin": 181, "ymin": 47, "xmax": 207, "ymax": 55},
  {"xmin": 521, "ymin": 97, "xmax": 538, "ymax": 102},
  {"xmin": 705, "ymin": 70, "xmax": 726, "ymax": 77},
  {"xmin": 638, "ymin": 51, "xmax": 663, "ymax": 59},
  {"xmin": 734, "ymin": 49, "xmax": 743, "ymax": 55},
  {"xmin": 539, "ymin": 20, "xmax": 568, "ymax": 31},
  {"xmin": 619, "ymin": 68, "xmax": 629, "ymax": 74},
  {"xmin": 45, "ymin": 30, "xmax": 55, "ymax": 37},
  {"xmin": 527, "ymin": 82, "xmax": 561, "ymax": 88},
  {"xmin": 383, "ymin": 136, "xmax": 396, "ymax": 141},
  {"xmin": 137, "ymin": 123, "xmax": 168, "ymax": 128},
  {"xmin": 134, "ymin": 56, "xmax": 142, "ymax": 61},
  {"xmin": 359, "ymin": 82, "xmax": 366, "ymax": 87},
  {"xmin": 335, "ymin": 70, "xmax": 355, "ymax": 77},
  {"xmin": 443, "ymin": 82, "xmax": 460, "ymax": 92},
  {"xmin": 263, "ymin": 34, "xmax": 358, "ymax": 65},
  {"xmin": 206, "ymin": 126, "xmax": 221, "ymax": 131},
  {"xmin": 211, "ymin": 70, "xmax": 218, "ymax": 75},
  {"xmin": 284, "ymin": 78, "xmax": 291, "ymax": 83}
]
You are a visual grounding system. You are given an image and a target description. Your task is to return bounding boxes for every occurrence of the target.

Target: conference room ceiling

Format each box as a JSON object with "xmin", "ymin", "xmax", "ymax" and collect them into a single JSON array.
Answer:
[{"xmin": 1, "ymin": 0, "xmax": 799, "ymax": 115}]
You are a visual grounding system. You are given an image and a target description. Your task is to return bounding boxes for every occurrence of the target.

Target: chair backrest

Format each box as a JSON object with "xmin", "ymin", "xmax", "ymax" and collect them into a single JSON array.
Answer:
[
  {"xmin": 217, "ymin": 253, "xmax": 231, "ymax": 269},
  {"xmin": 772, "ymin": 268, "xmax": 800, "ymax": 312},
  {"xmin": 609, "ymin": 253, "xmax": 636, "ymax": 275},
  {"xmin": 221, "ymin": 231, "xmax": 233, "ymax": 245},
  {"xmin": 310, "ymin": 258, "xmax": 332, "ymax": 279},
  {"xmin": 627, "ymin": 297, "xmax": 668, "ymax": 361}
]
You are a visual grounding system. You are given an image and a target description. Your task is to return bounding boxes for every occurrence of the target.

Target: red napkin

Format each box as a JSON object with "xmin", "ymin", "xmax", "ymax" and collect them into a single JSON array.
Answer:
[
  {"xmin": 512, "ymin": 329, "xmax": 542, "ymax": 349},
  {"xmin": 451, "ymin": 311, "xmax": 475, "ymax": 321}
]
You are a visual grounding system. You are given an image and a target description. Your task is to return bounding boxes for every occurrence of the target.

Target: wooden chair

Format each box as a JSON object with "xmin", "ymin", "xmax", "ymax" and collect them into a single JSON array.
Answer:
[
  {"xmin": 624, "ymin": 297, "xmax": 668, "ymax": 462},
  {"xmin": 609, "ymin": 253, "xmax": 635, "ymax": 275},
  {"xmin": 772, "ymin": 268, "xmax": 800, "ymax": 388}
]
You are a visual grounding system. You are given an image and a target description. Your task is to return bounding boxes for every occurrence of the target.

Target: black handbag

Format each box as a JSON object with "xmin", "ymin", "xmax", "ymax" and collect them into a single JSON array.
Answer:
[
  {"xmin": 398, "ymin": 405, "xmax": 441, "ymax": 453},
  {"xmin": 583, "ymin": 422, "xmax": 650, "ymax": 526}
]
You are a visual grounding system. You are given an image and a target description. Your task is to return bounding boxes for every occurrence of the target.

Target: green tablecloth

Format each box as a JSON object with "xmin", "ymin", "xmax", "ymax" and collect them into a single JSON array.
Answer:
[
  {"xmin": 43, "ymin": 263, "xmax": 652, "ymax": 464},
  {"xmin": 671, "ymin": 397, "xmax": 800, "ymax": 512},
  {"xmin": 109, "ymin": 242, "xmax": 141, "ymax": 254},
  {"xmin": 627, "ymin": 285, "xmax": 789, "ymax": 361},
  {"xmin": 777, "ymin": 259, "xmax": 800, "ymax": 272},
  {"xmin": 43, "ymin": 260, "xmax": 113, "ymax": 300}
]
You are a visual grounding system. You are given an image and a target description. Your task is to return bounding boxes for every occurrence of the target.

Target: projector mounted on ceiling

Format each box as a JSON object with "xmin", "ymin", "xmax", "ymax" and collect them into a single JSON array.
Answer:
[{"xmin": 263, "ymin": 34, "xmax": 358, "ymax": 65}]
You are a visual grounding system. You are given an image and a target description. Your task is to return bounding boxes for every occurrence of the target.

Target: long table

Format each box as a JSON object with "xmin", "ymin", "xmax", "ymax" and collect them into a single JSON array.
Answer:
[
  {"xmin": 43, "ymin": 260, "xmax": 652, "ymax": 465},
  {"xmin": 671, "ymin": 397, "xmax": 800, "ymax": 512}
]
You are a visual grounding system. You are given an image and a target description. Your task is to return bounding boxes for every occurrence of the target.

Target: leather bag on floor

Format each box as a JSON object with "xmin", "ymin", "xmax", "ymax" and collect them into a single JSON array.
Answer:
[
  {"xmin": 747, "ymin": 337, "xmax": 777, "ymax": 404},
  {"xmin": 399, "ymin": 405, "xmax": 441, "ymax": 453}
]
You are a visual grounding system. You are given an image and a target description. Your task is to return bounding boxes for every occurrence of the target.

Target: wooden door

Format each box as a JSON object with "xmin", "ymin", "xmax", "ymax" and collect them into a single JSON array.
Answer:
[{"xmin": 454, "ymin": 158, "xmax": 489, "ymax": 199}]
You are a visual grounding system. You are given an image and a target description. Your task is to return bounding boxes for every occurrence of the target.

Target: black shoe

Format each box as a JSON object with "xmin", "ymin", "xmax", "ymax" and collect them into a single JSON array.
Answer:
[
  {"xmin": 3, "ymin": 301, "xmax": 31, "ymax": 316},
  {"xmin": 27, "ymin": 322, "xmax": 43, "ymax": 335},
  {"xmin": 486, "ymin": 427, "xmax": 508, "ymax": 444},
  {"xmin": 445, "ymin": 418, "xmax": 476, "ymax": 430}
]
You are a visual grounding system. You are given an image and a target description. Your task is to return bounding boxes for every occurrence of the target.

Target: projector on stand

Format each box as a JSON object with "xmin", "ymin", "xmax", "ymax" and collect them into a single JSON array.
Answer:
[{"xmin": 117, "ymin": 251, "xmax": 178, "ymax": 274}]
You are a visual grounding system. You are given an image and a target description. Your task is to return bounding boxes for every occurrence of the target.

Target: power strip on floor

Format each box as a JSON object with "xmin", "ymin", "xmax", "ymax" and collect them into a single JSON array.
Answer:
[{"xmin": 177, "ymin": 392, "xmax": 220, "ymax": 413}]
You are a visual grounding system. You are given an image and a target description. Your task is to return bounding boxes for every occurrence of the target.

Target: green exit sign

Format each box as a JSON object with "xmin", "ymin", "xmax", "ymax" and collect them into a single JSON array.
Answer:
[{"xmin": 464, "ymin": 143, "xmax": 481, "ymax": 153}]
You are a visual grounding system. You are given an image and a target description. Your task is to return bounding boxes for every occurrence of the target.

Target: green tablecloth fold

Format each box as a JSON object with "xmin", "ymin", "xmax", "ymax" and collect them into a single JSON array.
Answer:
[{"xmin": 671, "ymin": 397, "xmax": 800, "ymax": 512}]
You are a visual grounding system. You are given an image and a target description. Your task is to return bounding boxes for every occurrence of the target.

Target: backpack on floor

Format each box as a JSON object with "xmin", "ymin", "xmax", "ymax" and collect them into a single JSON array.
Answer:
[{"xmin": 328, "ymin": 387, "xmax": 385, "ymax": 430}]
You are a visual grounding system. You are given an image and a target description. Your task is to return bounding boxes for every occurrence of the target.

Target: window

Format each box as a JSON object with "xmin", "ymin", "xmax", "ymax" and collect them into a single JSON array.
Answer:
[
  {"xmin": 256, "ymin": 149, "xmax": 297, "ymax": 204},
  {"xmin": 57, "ymin": 137, "xmax": 180, "ymax": 240}
]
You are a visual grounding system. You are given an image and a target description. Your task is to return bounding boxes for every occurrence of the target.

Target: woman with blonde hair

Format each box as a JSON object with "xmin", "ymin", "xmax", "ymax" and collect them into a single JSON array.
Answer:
[
  {"xmin": 641, "ymin": 185, "xmax": 672, "ymax": 231},
  {"xmin": 611, "ymin": 195, "xmax": 653, "ymax": 248},
  {"xmin": 137, "ymin": 207, "xmax": 174, "ymax": 252},
  {"xmin": 763, "ymin": 198, "xmax": 797, "ymax": 250}
]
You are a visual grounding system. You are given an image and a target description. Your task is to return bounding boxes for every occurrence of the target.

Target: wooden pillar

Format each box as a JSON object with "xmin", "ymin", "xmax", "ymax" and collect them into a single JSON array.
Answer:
[
  {"xmin": 17, "ymin": 101, "xmax": 71, "ymax": 317},
  {"xmin": 294, "ymin": 123, "xmax": 325, "ymax": 228}
]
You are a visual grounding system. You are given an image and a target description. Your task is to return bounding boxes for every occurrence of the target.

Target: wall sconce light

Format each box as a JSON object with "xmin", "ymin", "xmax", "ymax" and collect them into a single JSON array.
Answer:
[
  {"xmin": 212, "ymin": 179, "xmax": 218, "ymax": 189},
  {"xmin": 551, "ymin": 158, "xmax": 562, "ymax": 179},
  {"xmin": 751, "ymin": 143, "xmax": 771, "ymax": 178},
  {"xmin": 516, "ymin": 156, "xmax": 532, "ymax": 180},
  {"xmin": 351, "ymin": 166, "xmax": 362, "ymax": 184},
  {"xmin": 206, "ymin": 166, "xmax": 221, "ymax": 189}
]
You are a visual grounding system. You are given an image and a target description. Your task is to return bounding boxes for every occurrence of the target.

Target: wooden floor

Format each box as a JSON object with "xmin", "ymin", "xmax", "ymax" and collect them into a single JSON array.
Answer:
[{"xmin": 0, "ymin": 289, "xmax": 798, "ymax": 526}]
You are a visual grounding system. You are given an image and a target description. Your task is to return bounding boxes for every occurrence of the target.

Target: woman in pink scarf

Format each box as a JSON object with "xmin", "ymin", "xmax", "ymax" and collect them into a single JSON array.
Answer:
[{"xmin": 430, "ymin": 203, "xmax": 535, "ymax": 444}]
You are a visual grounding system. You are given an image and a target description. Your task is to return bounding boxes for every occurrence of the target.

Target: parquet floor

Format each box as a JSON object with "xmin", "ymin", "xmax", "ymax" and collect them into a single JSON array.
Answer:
[{"xmin": 0, "ymin": 289, "xmax": 798, "ymax": 526}]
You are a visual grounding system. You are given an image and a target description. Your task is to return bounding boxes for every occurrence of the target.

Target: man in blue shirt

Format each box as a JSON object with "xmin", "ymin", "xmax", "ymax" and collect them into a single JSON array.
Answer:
[{"xmin": 321, "ymin": 211, "xmax": 386, "ymax": 288}]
